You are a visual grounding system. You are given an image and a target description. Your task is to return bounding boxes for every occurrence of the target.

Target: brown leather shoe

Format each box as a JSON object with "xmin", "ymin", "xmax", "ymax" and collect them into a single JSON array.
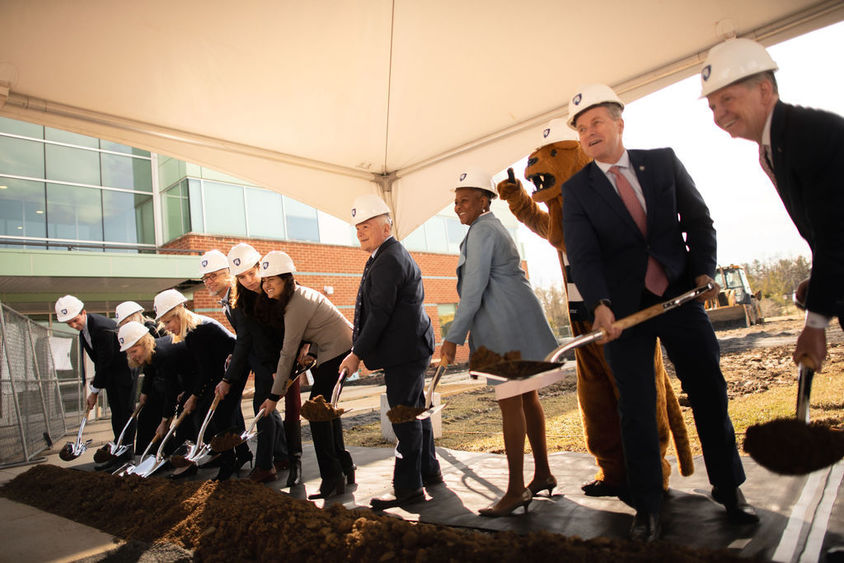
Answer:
[{"xmin": 248, "ymin": 467, "xmax": 277, "ymax": 483}]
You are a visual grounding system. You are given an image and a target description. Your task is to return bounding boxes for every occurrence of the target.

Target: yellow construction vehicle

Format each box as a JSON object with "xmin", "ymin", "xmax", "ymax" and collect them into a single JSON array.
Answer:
[{"xmin": 705, "ymin": 265, "xmax": 763, "ymax": 329}]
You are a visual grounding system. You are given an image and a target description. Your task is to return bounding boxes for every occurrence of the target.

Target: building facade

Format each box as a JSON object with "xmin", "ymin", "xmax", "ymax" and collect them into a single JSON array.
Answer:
[{"xmin": 0, "ymin": 115, "xmax": 532, "ymax": 366}]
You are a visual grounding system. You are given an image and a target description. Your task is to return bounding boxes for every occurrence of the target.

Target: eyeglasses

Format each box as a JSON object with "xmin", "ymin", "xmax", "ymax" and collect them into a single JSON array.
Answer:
[{"xmin": 201, "ymin": 271, "xmax": 224, "ymax": 283}]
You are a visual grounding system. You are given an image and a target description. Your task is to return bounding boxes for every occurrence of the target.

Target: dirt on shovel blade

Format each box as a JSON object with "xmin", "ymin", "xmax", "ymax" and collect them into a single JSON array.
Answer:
[
  {"xmin": 93, "ymin": 445, "xmax": 112, "ymax": 463},
  {"xmin": 301, "ymin": 395, "xmax": 345, "ymax": 421},
  {"xmin": 386, "ymin": 405, "xmax": 426, "ymax": 423},
  {"xmin": 210, "ymin": 432, "xmax": 241, "ymax": 452},
  {"xmin": 58, "ymin": 444, "xmax": 75, "ymax": 462},
  {"xmin": 469, "ymin": 346, "xmax": 559, "ymax": 379},
  {"xmin": 744, "ymin": 417, "xmax": 844, "ymax": 475}
]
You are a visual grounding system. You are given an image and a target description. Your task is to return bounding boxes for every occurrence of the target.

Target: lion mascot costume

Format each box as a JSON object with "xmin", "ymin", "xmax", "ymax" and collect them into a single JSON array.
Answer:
[{"xmin": 496, "ymin": 119, "xmax": 693, "ymax": 495}]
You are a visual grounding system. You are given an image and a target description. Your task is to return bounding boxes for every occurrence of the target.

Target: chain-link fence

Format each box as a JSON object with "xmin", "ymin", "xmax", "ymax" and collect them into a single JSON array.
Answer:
[{"xmin": 0, "ymin": 301, "xmax": 68, "ymax": 466}]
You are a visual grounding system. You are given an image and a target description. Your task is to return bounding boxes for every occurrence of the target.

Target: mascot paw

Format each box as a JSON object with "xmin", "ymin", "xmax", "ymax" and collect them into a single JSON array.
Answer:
[{"xmin": 496, "ymin": 178, "xmax": 523, "ymax": 200}]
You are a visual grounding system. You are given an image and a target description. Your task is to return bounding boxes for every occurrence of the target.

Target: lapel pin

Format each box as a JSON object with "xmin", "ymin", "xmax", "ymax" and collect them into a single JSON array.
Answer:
[{"xmin": 639, "ymin": 165, "xmax": 645, "ymax": 171}]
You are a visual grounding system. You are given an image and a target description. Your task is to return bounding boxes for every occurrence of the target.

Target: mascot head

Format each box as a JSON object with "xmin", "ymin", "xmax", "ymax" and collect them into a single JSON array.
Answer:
[{"xmin": 524, "ymin": 119, "xmax": 592, "ymax": 205}]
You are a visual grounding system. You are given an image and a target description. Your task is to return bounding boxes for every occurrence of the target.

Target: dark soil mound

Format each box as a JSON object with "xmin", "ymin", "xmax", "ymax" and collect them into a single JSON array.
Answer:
[{"xmin": 1, "ymin": 465, "xmax": 754, "ymax": 562}]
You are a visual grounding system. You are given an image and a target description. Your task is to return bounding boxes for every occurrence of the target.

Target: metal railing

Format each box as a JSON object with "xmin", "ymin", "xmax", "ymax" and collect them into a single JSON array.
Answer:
[{"xmin": 0, "ymin": 301, "xmax": 69, "ymax": 467}]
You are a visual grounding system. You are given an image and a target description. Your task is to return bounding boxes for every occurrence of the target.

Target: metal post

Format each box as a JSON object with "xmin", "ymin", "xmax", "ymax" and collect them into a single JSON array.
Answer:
[{"xmin": 0, "ymin": 301, "xmax": 30, "ymax": 462}]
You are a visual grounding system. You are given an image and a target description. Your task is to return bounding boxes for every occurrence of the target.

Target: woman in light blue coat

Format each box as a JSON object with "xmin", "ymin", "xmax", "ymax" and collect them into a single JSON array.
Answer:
[{"xmin": 440, "ymin": 169, "xmax": 562, "ymax": 518}]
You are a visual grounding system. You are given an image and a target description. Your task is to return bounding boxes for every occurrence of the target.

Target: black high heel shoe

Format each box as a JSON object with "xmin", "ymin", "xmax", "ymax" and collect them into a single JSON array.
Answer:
[
  {"xmin": 212, "ymin": 459, "xmax": 236, "ymax": 482},
  {"xmin": 307, "ymin": 474, "xmax": 345, "ymax": 500},
  {"xmin": 286, "ymin": 457, "xmax": 302, "ymax": 487},
  {"xmin": 528, "ymin": 475, "xmax": 557, "ymax": 497}
]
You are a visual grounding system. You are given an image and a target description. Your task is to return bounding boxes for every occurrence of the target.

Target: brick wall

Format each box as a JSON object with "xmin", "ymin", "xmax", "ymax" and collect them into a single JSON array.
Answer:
[{"xmin": 164, "ymin": 233, "xmax": 476, "ymax": 366}]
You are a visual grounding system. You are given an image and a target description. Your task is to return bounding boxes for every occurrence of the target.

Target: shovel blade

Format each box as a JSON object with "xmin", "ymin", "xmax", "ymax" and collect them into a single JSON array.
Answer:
[{"xmin": 416, "ymin": 403, "xmax": 446, "ymax": 420}]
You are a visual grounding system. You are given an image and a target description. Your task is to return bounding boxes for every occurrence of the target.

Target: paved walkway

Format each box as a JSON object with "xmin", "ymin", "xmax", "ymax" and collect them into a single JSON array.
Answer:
[{"xmin": 2, "ymin": 411, "xmax": 844, "ymax": 562}]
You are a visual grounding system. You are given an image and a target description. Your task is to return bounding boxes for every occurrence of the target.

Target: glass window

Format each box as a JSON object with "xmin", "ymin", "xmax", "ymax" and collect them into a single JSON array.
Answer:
[
  {"xmin": 402, "ymin": 224, "xmax": 427, "ymax": 252},
  {"xmin": 437, "ymin": 304, "xmax": 457, "ymax": 339},
  {"xmin": 45, "ymin": 127, "xmax": 99, "ymax": 148},
  {"xmin": 162, "ymin": 180, "xmax": 191, "ymax": 242},
  {"xmin": 101, "ymin": 152, "xmax": 152, "ymax": 191},
  {"xmin": 47, "ymin": 183, "xmax": 103, "ymax": 241},
  {"xmin": 99, "ymin": 139, "xmax": 150, "ymax": 157},
  {"xmin": 188, "ymin": 178, "xmax": 203, "ymax": 233},
  {"xmin": 0, "ymin": 117, "xmax": 43, "ymax": 139},
  {"xmin": 0, "ymin": 177, "xmax": 47, "ymax": 238},
  {"xmin": 317, "ymin": 210, "xmax": 356, "ymax": 246},
  {"xmin": 445, "ymin": 217, "xmax": 467, "ymax": 253},
  {"xmin": 424, "ymin": 216, "xmax": 448, "ymax": 253},
  {"xmin": 45, "ymin": 144, "xmax": 100, "ymax": 186},
  {"xmin": 0, "ymin": 135, "xmax": 45, "ymax": 178},
  {"xmin": 204, "ymin": 181, "xmax": 246, "ymax": 236},
  {"xmin": 245, "ymin": 188, "xmax": 285, "ymax": 239},
  {"xmin": 158, "ymin": 156, "xmax": 186, "ymax": 190},
  {"xmin": 283, "ymin": 196, "xmax": 319, "ymax": 242},
  {"xmin": 103, "ymin": 191, "xmax": 155, "ymax": 245}
]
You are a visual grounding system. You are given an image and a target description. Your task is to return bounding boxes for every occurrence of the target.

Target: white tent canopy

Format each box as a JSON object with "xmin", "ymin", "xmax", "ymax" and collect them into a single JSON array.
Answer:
[{"xmin": 1, "ymin": 0, "xmax": 841, "ymax": 238}]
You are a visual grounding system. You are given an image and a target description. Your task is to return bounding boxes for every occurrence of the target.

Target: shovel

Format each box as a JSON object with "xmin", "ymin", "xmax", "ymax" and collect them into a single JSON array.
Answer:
[
  {"xmin": 135, "ymin": 407, "xmax": 192, "ymax": 478},
  {"xmin": 58, "ymin": 405, "xmax": 93, "ymax": 462},
  {"xmin": 470, "ymin": 283, "xmax": 714, "ymax": 381},
  {"xmin": 113, "ymin": 434, "xmax": 161, "ymax": 476},
  {"xmin": 170, "ymin": 394, "xmax": 221, "ymax": 468},
  {"xmin": 330, "ymin": 367, "xmax": 349, "ymax": 410},
  {"xmin": 94, "ymin": 403, "xmax": 143, "ymax": 463},
  {"xmin": 417, "ymin": 363, "xmax": 447, "ymax": 420}
]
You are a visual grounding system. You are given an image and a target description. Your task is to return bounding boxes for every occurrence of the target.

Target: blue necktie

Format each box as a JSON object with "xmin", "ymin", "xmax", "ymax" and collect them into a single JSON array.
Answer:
[{"xmin": 353, "ymin": 256, "xmax": 375, "ymax": 342}]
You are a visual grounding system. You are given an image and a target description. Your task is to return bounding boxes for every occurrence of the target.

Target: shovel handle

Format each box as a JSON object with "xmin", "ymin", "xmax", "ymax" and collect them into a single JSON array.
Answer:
[
  {"xmin": 507, "ymin": 168, "xmax": 516, "ymax": 184},
  {"xmin": 425, "ymin": 364, "xmax": 446, "ymax": 410}
]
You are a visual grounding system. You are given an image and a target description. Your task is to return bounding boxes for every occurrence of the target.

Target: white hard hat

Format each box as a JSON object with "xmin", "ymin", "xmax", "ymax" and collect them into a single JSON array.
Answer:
[
  {"xmin": 199, "ymin": 249, "xmax": 229, "ymax": 276},
  {"xmin": 153, "ymin": 289, "xmax": 187, "ymax": 320},
  {"xmin": 540, "ymin": 118, "xmax": 577, "ymax": 145},
  {"xmin": 567, "ymin": 84, "xmax": 624, "ymax": 129},
  {"xmin": 453, "ymin": 169, "xmax": 496, "ymax": 199},
  {"xmin": 118, "ymin": 321, "xmax": 148, "ymax": 352},
  {"xmin": 350, "ymin": 194, "xmax": 391, "ymax": 225},
  {"xmin": 259, "ymin": 251, "xmax": 297, "ymax": 278},
  {"xmin": 227, "ymin": 243, "xmax": 261, "ymax": 276},
  {"xmin": 700, "ymin": 38, "xmax": 778, "ymax": 97},
  {"xmin": 114, "ymin": 301, "xmax": 144, "ymax": 325},
  {"xmin": 55, "ymin": 295, "xmax": 84, "ymax": 322}
]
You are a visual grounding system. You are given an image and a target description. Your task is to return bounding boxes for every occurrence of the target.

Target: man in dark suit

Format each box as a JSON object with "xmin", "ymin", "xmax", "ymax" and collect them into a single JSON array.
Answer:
[
  {"xmin": 55, "ymin": 295, "xmax": 136, "ymax": 469},
  {"xmin": 702, "ymin": 37, "xmax": 844, "ymax": 371},
  {"xmin": 340, "ymin": 194, "xmax": 442, "ymax": 509},
  {"xmin": 561, "ymin": 84, "xmax": 757, "ymax": 542}
]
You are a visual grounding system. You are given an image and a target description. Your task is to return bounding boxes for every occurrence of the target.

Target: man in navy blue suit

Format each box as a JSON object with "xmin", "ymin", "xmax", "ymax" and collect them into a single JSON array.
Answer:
[
  {"xmin": 340, "ymin": 194, "xmax": 441, "ymax": 509},
  {"xmin": 561, "ymin": 84, "xmax": 757, "ymax": 542},
  {"xmin": 702, "ymin": 38, "xmax": 844, "ymax": 372},
  {"xmin": 56, "ymin": 294, "xmax": 136, "ymax": 470}
]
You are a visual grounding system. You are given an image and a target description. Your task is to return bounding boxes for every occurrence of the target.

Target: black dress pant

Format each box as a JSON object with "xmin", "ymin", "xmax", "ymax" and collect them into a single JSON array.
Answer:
[{"xmin": 308, "ymin": 352, "xmax": 354, "ymax": 480}]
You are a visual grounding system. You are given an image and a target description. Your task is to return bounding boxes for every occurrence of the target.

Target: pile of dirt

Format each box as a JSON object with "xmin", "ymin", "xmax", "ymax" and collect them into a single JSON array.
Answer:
[
  {"xmin": 2, "ymin": 465, "xmax": 749, "ymax": 562},
  {"xmin": 744, "ymin": 417, "xmax": 844, "ymax": 475}
]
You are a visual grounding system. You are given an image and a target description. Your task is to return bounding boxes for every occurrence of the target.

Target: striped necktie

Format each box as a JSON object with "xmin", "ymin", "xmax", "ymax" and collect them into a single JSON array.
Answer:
[
  {"xmin": 352, "ymin": 256, "xmax": 375, "ymax": 341},
  {"xmin": 609, "ymin": 166, "xmax": 669, "ymax": 296}
]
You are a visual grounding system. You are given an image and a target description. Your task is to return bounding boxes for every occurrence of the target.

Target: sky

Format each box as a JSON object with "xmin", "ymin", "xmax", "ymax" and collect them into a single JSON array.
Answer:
[{"xmin": 511, "ymin": 21, "xmax": 844, "ymax": 289}]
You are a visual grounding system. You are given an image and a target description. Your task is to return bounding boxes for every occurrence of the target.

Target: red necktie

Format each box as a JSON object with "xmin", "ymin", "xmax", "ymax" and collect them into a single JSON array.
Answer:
[
  {"xmin": 759, "ymin": 145, "xmax": 777, "ymax": 186},
  {"xmin": 609, "ymin": 166, "xmax": 669, "ymax": 296}
]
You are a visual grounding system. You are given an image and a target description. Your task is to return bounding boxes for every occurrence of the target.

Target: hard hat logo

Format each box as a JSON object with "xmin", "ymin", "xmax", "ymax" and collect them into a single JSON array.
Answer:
[
  {"xmin": 201, "ymin": 259, "xmax": 208, "ymax": 267},
  {"xmin": 233, "ymin": 258, "xmax": 241, "ymax": 266},
  {"xmin": 262, "ymin": 261, "xmax": 269, "ymax": 270},
  {"xmin": 543, "ymin": 128, "xmax": 551, "ymax": 138},
  {"xmin": 61, "ymin": 309, "xmax": 67, "ymax": 316},
  {"xmin": 459, "ymin": 173, "xmax": 467, "ymax": 181},
  {"xmin": 119, "ymin": 337, "xmax": 124, "ymax": 345},
  {"xmin": 351, "ymin": 208, "xmax": 357, "ymax": 217},
  {"xmin": 702, "ymin": 64, "xmax": 712, "ymax": 82},
  {"xmin": 573, "ymin": 93, "xmax": 582, "ymax": 106}
]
